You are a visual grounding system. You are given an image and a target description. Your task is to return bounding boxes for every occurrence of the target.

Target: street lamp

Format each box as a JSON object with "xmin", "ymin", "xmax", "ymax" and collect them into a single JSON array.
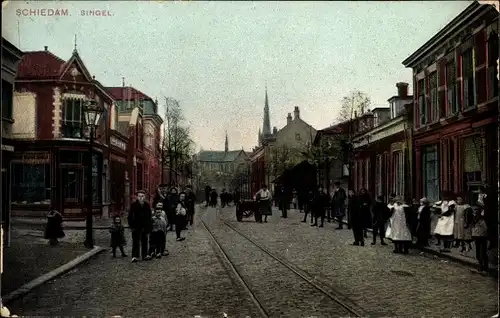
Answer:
[{"xmin": 83, "ymin": 98, "xmax": 103, "ymax": 249}]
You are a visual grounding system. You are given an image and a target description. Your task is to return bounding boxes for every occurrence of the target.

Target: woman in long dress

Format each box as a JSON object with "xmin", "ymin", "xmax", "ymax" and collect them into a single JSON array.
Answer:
[
  {"xmin": 432, "ymin": 197, "xmax": 456, "ymax": 253},
  {"xmin": 386, "ymin": 196, "xmax": 412, "ymax": 254},
  {"xmin": 255, "ymin": 184, "xmax": 272, "ymax": 223}
]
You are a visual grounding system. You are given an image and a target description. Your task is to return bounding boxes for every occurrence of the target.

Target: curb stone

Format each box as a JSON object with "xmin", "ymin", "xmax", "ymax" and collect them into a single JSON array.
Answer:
[
  {"xmin": 2, "ymin": 246, "xmax": 105, "ymax": 305},
  {"xmin": 336, "ymin": 219, "xmax": 498, "ymax": 276}
]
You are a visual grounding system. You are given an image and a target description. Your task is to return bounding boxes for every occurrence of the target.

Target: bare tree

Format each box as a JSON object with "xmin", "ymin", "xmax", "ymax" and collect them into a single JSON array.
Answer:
[
  {"xmin": 269, "ymin": 145, "xmax": 301, "ymax": 182},
  {"xmin": 162, "ymin": 97, "xmax": 194, "ymax": 186}
]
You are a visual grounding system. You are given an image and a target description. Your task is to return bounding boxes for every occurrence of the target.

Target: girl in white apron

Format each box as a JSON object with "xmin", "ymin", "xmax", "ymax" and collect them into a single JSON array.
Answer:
[{"xmin": 432, "ymin": 200, "xmax": 456, "ymax": 252}]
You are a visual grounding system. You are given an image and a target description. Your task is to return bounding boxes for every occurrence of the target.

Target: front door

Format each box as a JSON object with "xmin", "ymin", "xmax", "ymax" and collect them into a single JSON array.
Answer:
[{"xmin": 61, "ymin": 166, "xmax": 84, "ymax": 214}]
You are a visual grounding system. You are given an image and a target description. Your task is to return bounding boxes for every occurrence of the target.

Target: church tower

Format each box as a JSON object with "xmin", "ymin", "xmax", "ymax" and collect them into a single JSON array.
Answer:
[
  {"xmin": 262, "ymin": 85, "xmax": 271, "ymax": 137},
  {"xmin": 225, "ymin": 130, "xmax": 229, "ymax": 152}
]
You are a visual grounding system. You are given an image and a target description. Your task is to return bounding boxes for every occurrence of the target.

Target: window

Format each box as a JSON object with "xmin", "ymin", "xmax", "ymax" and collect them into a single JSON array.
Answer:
[
  {"xmin": 136, "ymin": 163, "xmax": 143, "ymax": 191},
  {"xmin": 61, "ymin": 167, "xmax": 82, "ymax": 203},
  {"xmin": 295, "ymin": 133, "xmax": 301, "ymax": 141},
  {"xmin": 364, "ymin": 159, "xmax": 369, "ymax": 190},
  {"xmin": 418, "ymin": 79, "xmax": 426, "ymax": 125},
  {"xmin": 83, "ymin": 154, "xmax": 101, "ymax": 204},
  {"xmin": 446, "ymin": 61, "xmax": 458, "ymax": 114},
  {"xmin": 462, "ymin": 49, "xmax": 475, "ymax": 108},
  {"xmin": 429, "ymin": 72, "xmax": 438, "ymax": 122},
  {"xmin": 488, "ymin": 32, "xmax": 499, "ymax": 98},
  {"xmin": 2, "ymin": 80, "xmax": 13, "ymax": 119},
  {"xmin": 11, "ymin": 163, "xmax": 51, "ymax": 204},
  {"xmin": 375, "ymin": 155, "xmax": 382, "ymax": 197},
  {"xmin": 63, "ymin": 98, "xmax": 84, "ymax": 138},
  {"xmin": 393, "ymin": 151, "xmax": 404, "ymax": 196},
  {"xmin": 422, "ymin": 145, "xmax": 439, "ymax": 202}
]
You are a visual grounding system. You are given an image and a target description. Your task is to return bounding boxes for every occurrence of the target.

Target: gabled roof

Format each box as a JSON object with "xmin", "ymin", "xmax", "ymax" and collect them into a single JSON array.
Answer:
[
  {"xmin": 198, "ymin": 150, "xmax": 246, "ymax": 162},
  {"xmin": 59, "ymin": 50, "xmax": 92, "ymax": 81},
  {"xmin": 17, "ymin": 50, "xmax": 66, "ymax": 79},
  {"xmin": 106, "ymin": 86, "xmax": 153, "ymax": 101}
]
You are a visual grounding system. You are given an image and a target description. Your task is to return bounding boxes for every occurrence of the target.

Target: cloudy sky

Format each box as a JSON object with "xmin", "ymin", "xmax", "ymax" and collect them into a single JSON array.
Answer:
[{"xmin": 3, "ymin": 1, "xmax": 471, "ymax": 151}]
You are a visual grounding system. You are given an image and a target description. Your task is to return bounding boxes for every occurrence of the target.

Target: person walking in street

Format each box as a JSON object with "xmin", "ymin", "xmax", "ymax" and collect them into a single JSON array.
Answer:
[
  {"xmin": 312, "ymin": 186, "xmax": 329, "ymax": 227},
  {"xmin": 175, "ymin": 192, "xmax": 188, "ymax": 241},
  {"xmin": 302, "ymin": 189, "xmax": 315, "ymax": 224},
  {"xmin": 331, "ymin": 182, "xmax": 347, "ymax": 229},
  {"xmin": 149, "ymin": 206, "xmax": 168, "ymax": 258},
  {"xmin": 348, "ymin": 190, "xmax": 364, "ymax": 246},
  {"xmin": 386, "ymin": 196, "xmax": 412, "ymax": 254},
  {"xmin": 166, "ymin": 187, "xmax": 179, "ymax": 232},
  {"xmin": 256, "ymin": 184, "xmax": 272, "ymax": 223},
  {"xmin": 278, "ymin": 185, "xmax": 289, "ymax": 218},
  {"xmin": 185, "ymin": 185, "xmax": 196, "ymax": 227},
  {"xmin": 128, "ymin": 190, "xmax": 153, "ymax": 262},
  {"xmin": 371, "ymin": 196, "xmax": 390, "ymax": 245},
  {"xmin": 45, "ymin": 208, "xmax": 65, "ymax": 245},
  {"xmin": 210, "ymin": 189, "xmax": 218, "ymax": 208},
  {"xmin": 205, "ymin": 184, "xmax": 211, "ymax": 207},
  {"xmin": 415, "ymin": 197, "xmax": 431, "ymax": 252},
  {"xmin": 153, "ymin": 202, "xmax": 169, "ymax": 255},
  {"xmin": 453, "ymin": 194, "xmax": 473, "ymax": 252},
  {"xmin": 109, "ymin": 215, "xmax": 127, "ymax": 258},
  {"xmin": 358, "ymin": 188, "xmax": 372, "ymax": 238},
  {"xmin": 469, "ymin": 203, "xmax": 489, "ymax": 275}
]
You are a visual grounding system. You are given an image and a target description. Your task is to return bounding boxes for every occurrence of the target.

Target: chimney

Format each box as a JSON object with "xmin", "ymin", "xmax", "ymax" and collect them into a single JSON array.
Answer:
[
  {"xmin": 273, "ymin": 126, "xmax": 278, "ymax": 134},
  {"xmin": 122, "ymin": 77, "xmax": 125, "ymax": 87},
  {"xmin": 396, "ymin": 82, "xmax": 409, "ymax": 97},
  {"xmin": 287, "ymin": 113, "xmax": 292, "ymax": 124},
  {"xmin": 44, "ymin": 46, "xmax": 48, "ymax": 51},
  {"xmin": 293, "ymin": 106, "xmax": 300, "ymax": 120}
]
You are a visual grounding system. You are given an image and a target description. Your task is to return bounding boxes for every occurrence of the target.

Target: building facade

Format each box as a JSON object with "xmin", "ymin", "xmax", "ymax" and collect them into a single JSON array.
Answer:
[
  {"xmin": 11, "ymin": 46, "xmax": 114, "ymax": 218},
  {"xmin": 352, "ymin": 83, "xmax": 413, "ymax": 200},
  {"xmin": 2, "ymin": 38, "xmax": 23, "ymax": 243},
  {"xmin": 402, "ymin": 2, "xmax": 498, "ymax": 203}
]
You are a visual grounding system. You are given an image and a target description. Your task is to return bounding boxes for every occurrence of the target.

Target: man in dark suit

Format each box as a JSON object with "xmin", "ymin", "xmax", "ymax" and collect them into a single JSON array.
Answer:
[
  {"xmin": 331, "ymin": 182, "xmax": 347, "ymax": 229},
  {"xmin": 128, "ymin": 190, "xmax": 153, "ymax": 263}
]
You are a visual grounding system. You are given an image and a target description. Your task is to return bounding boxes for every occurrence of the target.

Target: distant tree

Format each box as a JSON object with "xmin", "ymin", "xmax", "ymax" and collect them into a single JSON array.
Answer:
[
  {"xmin": 162, "ymin": 97, "xmax": 195, "ymax": 186},
  {"xmin": 269, "ymin": 145, "xmax": 302, "ymax": 181}
]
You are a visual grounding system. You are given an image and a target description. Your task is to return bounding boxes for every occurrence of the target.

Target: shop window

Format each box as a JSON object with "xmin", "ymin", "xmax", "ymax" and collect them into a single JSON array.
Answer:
[
  {"xmin": 62, "ymin": 98, "xmax": 84, "ymax": 138},
  {"xmin": 446, "ymin": 61, "xmax": 458, "ymax": 115},
  {"xmin": 418, "ymin": 79, "xmax": 426, "ymax": 125},
  {"xmin": 11, "ymin": 163, "xmax": 51, "ymax": 204},
  {"xmin": 462, "ymin": 135, "xmax": 484, "ymax": 203},
  {"xmin": 2, "ymin": 80, "xmax": 13, "ymax": 119},
  {"xmin": 429, "ymin": 71, "xmax": 438, "ymax": 122},
  {"xmin": 462, "ymin": 49, "xmax": 475, "ymax": 108},
  {"xmin": 364, "ymin": 159, "xmax": 370, "ymax": 190},
  {"xmin": 375, "ymin": 155, "xmax": 382, "ymax": 197},
  {"xmin": 393, "ymin": 151, "xmax": 404, "ymax": 197},
  {"xmin": 422, "ymin": 145, "xmax": 439, "ymax": 202},
  {"xmin": 83, "ymin": 154, "xmax": 101, "ymax": 204},
  {"xmin": 61, "ymin": 167, "xmax": 82, "ymax": 203},
  {"xmin": 488, "ymin": 32, "xmax": 499, "ymax": 98}
]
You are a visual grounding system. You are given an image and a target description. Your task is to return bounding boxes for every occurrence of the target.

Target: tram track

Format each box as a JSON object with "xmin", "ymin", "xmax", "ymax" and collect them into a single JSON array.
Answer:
[{"xmin": 200, "ymin": 214, "xmax": 368, "ymax": 318}]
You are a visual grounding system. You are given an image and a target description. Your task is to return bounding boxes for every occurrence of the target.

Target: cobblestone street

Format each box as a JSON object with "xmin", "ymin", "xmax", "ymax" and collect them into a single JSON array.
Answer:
[
  {"xmin": 218, "ymin": 205, "xmax": 498, "ymax": 318},
  {"xmin": 7, "ymin": 209, "xmax": 260, "ymax": 317}
]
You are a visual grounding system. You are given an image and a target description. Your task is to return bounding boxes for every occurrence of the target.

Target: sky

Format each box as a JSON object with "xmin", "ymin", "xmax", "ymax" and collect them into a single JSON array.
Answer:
[{"xmin": 2, "ymin": 1, "xmax": 472, "ymax": 152}]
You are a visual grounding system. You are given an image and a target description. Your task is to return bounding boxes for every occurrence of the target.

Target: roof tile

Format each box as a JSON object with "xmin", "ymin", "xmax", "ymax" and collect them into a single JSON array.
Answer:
[
  {"xmin": 105, "ymin": 86, "xmax": 152, "ymax": 101},
  {"xmin": 17, "ymin": 51, "xmax": 66, "ymax": 79}
]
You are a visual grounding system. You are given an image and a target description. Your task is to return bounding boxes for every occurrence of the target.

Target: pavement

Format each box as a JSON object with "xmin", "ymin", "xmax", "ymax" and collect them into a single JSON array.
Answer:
[{"xmin": 220, "ymin": 206, "xmax": 498, "ymax": 317}]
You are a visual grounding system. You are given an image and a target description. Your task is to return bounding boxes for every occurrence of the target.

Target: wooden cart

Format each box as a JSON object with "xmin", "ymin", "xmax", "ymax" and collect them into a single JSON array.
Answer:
[{"xmin": 235, "ymin": 199, "xmax": 259, "ymax": 222}]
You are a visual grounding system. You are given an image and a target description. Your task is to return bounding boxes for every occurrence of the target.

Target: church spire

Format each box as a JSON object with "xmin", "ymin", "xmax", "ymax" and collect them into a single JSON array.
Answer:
[
  {"xmin": 225, "ymin": 130, "xmax": 229, "ymax": 152},
  {"xmin": 262, "ymin": 85, "xmax": 271, "ymax": 137}
]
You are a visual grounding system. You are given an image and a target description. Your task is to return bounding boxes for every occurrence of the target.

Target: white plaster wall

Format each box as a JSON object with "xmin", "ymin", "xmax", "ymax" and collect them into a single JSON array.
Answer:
[
  {"xmin": 12, "ymin": 92, "xmax": 37, "ymax": 139},
  {"xmin": 274, "ymin": 120, "xmax": 317, "ymax": 149},
  {"xmin": 52, "ymin": 87, "xmax": 62, "ymax": 138},
  {"xmin": 110, "ymin": 103, "xmax": 117, "ymax": 130}
]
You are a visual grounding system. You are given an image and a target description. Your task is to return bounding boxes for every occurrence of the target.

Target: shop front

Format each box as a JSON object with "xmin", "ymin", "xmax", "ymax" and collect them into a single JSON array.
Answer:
[
  {"xmin": 10, "ymin": 142, "xmax": 106, "ymax": 219},
  {"xmin": 109, "ymin": 133, "xmax": 128, "ymax": 216}
]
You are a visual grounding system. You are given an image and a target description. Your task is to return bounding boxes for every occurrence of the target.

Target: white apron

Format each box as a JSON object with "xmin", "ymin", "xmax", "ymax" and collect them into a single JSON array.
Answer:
[
  {"xmin": 433, "ymin": 200, "xmax": 455, "ymax": 236},
  {"xmin": 387, "ymin": 203, "xmax": 412, "ymax": 241}
]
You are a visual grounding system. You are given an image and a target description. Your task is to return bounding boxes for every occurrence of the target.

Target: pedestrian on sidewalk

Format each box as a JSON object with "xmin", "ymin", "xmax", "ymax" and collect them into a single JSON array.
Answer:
[
  {"xmin": 348, "ymin": 190, "xmax": 364, "ymax": 246},
  {"xmin": 210, "ymin": 189, "xmax": 218, "ymax": 208},
  {"xmin": 149, "ymin": 206, "xmax": 168, "ymax": 257},
  {"xmin": 386, "ymin": 196, "xmax": 412, "ymax": 254},
  {"xmin": 453, "ymin": 194, "xmax": 473, "ymax": 252},
  {"xmin": 358, "ymin": 188, "xmax": 372, "ymax": 238},
  {"xmin": 331, "ymin": 182, "xmax": 347, "ymax": 230},
  {"xmin": 415, "ymin": 197, "xmax": 431, "ymax": 252},
  {"xmin": 311, "ymin": 186, "xmax": 329, "ymax": 227},
  {"xmin": 185, "ymin": 185, "xmax": 196, "ymax": 227},
  {"xmin": 302, "ymin": 189, "xmax": 315, "ymax": 224},
  {"xmin": 205, "ymin": 184, "xmax": 211, "ymax": 207},
  {"xmin": 256, "ymin": 184, "xmax": 272, "ymax": 223},
  {"xmin": 278, "ymin": 185, "xmax": 289, "ymax": 218},
  {"xmin": 432, "ymin": 193, "xmax": 456, "ymax": 253},
  {"xmin": 469, "ymin": 204, "xmax": 489, "ymax": 275},
  {"xmin": 371, "ymin": 196, "xmax": 390, "ymax": 245},
  {"xmin": 166, "ymin": 187, "xmax": 179, "ymax": 232},
  {"xmin": 109, "ymin": 215, "xmax": 127, "ymax": 258},
  {"xmin": 128, "ymin": 190, "xmax": 153, "ymax": 262},
  {"xmin": 175, "ymin": 192, "xmax": 188, "ymax": 241},
  {"xmin": 44, "ymin": 208, "xmax": 65, "ymax": 245}
]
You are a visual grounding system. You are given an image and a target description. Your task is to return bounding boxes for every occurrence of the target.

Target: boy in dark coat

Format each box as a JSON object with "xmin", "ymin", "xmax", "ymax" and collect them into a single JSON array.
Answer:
[
  {"xmin": 371, "ymin": 195, "xmax": 389, "ymax": 245},
  {"xmin": 312, "ymin": 186, "xmax": 329, "ymax": 227},
  {"xmin": 45, "ymin": 208, "xmax": 65, "ymax": 245},
  {"xmin": 128, "ymin": 191, "xmax": 153, "ymax": 262},
  {"xmin": 348, "ymin": 190, "xmax": 364, "ymax": 246},
  {"xmin": 110, "ymin": 215, "xmax": 127, "ymax": 258}
]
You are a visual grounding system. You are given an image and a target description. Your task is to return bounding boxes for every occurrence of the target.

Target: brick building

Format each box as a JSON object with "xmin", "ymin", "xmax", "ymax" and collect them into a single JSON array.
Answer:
[
  {"xmin": 402, "ymin": 1, "xmax": 498, "ymax": 203},
  {"xmin": 11, "ymin": 46, "xmax": 114, "ymax": 218}
]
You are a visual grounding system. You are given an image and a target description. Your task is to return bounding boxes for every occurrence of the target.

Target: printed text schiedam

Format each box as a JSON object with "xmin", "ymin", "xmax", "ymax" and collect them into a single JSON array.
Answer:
[{"xmin": 16, "ymin": 8, "xmax": 113, "ymax": 17}]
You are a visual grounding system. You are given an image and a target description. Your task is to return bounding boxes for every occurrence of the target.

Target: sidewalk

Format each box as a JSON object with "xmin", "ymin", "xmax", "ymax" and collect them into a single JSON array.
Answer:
[{"xmin": 11, "ymin": 216, "xmax": 122, "ymax": 230}]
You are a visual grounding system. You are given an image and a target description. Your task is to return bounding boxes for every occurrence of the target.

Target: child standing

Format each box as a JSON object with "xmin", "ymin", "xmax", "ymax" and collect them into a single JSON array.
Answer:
[
  {"xmin": 110, "ymin": 216, "xmax": 127, "ymax": 258},
  {"xmin": 433, "ymin": 196, "xmax": 456, "ymax": 253},
  {"xmin": 453, "ymin": 195, "xmax": 473, "ymax": 252},
  {"xmin": 470, "ymin": 204, "xmax": 489, "ymax": 275},
  {"xmin": 149, "ymin": 207, "xmax": 167, "ymax": 257},
  {"xmin": 44, "ymin": 208, "xmax": 65, "ymax": 245}
]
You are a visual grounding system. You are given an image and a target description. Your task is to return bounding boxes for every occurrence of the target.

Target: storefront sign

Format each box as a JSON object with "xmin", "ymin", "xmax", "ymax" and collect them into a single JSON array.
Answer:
[
  {"xmin": 13, "ymin": 151, "xmax": 50, "ymax": 164},
  {"xmin": 110, "ymin": 137, "xmax": 126, "ymax": 151},
  {"xmin": 1, "ymin": 145, "xmax": 14, "ymax": 152}
]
